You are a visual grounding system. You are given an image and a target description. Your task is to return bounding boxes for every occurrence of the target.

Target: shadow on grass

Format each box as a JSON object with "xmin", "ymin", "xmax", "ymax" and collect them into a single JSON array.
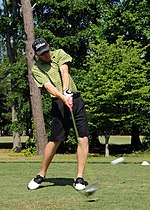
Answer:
[
  {"xmin": 90, "ymin": 144, "xmax": 132, "ymax": 155},
  {"xmin": 43, "ymin": 177, "xmax": 74, "ymax": 187}
]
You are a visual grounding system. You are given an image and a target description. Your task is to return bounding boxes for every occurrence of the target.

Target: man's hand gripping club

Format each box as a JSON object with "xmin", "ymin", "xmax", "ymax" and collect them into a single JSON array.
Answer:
[{"xmin": 63, "ymin": 88, "xmax": 73, "ymax": 111}]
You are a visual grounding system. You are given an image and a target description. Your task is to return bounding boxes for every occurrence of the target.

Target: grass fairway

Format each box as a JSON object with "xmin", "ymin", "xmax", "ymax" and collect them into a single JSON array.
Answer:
[
  {"xmin": 0, "ymin": 136, "xmax": 29, "ymax": 143},
  {"xmin": 99, "ymin": 135, "xmax": 144, "ymax": 145},
  {"xmin": 0, "ymin": 153, "xmax": 150, "ymax": 210}
]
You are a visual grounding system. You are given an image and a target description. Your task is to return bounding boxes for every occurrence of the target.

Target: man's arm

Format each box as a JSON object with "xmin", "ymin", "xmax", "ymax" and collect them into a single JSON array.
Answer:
[
  {"xmin": 60, "ymin": 63, "xmax": 70, "ymax": 91},
  {"xmin": 44, "ymin": 81, "xmax": 72, "ymax": 110},
  {"xmin": 60, "ymin": 63, "xmax": 73, "ymax": 110}
]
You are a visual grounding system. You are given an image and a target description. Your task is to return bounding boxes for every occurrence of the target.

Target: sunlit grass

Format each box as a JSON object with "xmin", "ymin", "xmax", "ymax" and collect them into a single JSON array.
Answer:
[
  {"xmin": 0, "ymin": 136, "xmax": 29, "ymax": 143},
  {"xmin": 0, "ymin": 153, "xmax": 150, "ymax": 210},
  {"xmin": 99, "ymin": 135, "xmax": 144, "ymax": 145}
]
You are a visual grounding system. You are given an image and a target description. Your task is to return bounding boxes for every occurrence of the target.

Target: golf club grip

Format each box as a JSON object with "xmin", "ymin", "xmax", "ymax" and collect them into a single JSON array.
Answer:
[{"xmin": 70, "ymin": 111, "xmax": 79, "ymax": 140}]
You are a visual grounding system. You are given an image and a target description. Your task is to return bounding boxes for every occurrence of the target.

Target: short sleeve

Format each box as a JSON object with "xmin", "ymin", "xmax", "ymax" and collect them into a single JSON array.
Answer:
[{"xmin": 56, "ymin": 49, "xmax": 72, "ymax": 67}]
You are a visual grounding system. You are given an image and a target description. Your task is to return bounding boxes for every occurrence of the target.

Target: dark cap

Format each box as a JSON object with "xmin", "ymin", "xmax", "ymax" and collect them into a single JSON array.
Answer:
[{"xmin": 32, "ymin": 38, "xmax": 50, "ymax": 56}]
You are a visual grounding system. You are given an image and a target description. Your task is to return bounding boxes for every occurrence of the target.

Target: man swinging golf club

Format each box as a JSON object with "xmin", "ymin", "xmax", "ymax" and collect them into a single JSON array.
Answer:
[{"xmin": 27, "ymin": 38, "xmax": 89, "ymax": 191}]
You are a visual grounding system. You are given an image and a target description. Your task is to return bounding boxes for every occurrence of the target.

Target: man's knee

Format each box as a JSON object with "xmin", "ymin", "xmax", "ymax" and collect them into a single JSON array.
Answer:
[{"xmin": 78, "ymin": 136, "xmax": 89, "ymax": 146}]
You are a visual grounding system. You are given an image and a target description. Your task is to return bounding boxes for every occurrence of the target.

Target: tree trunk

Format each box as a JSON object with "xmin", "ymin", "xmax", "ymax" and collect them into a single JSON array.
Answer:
[
  {"xmin": 21, "ymin": 0, "xmax": 48, "ymax": 155},
  {"xmin": 89, "ymin": 131, "xmax": 102, "ymax": 153},
  {"xmin": 12, "ymin": 104, "xmax": 21, "ymax": 152},
  {"xmin": 104, "ymin": 132, "xmax": 111, "ymax": 157},
  {"xmin": 131, "ymin": 123, "xmax": 141, "ymax": 151},
  {"xmin": 12, "ymin": 132, "xmax": 22, "ymax": 152}
]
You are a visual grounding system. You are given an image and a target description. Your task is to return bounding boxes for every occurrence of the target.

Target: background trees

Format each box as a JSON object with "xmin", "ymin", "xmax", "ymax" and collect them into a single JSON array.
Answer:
[
  {"xmin": 0, "ymin": 0, "xmax": 150, "ymax": 154},
  {"xmin": 82, "ymin": 36, "xmax": 149, "ymax": 154}
]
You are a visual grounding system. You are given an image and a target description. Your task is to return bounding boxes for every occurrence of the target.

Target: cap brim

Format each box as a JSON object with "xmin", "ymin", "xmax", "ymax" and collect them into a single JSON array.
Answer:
[{"xmin": 36, "ymin": 45, "xmax": 50, "ymax": 56}]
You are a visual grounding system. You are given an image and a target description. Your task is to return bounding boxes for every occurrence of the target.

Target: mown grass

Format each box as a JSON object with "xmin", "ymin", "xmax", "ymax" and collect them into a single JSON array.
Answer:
[
  {"xmin": 0, "ymin": 152, "xmax": 150, "ymax": 210},
  {"xmin": 0, "ymin": 136, "xmax": 29, "ymax": 143},
  {"xmin": 99, "ymin": 135, "xmax": 144, "ymax": 145}
]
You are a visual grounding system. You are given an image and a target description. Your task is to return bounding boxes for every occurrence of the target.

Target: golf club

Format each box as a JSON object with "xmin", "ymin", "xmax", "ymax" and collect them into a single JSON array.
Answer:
[
  {"xmin": 85, "ymin": 181, "xmax": 99, "ymax": 196},
  {"xmin": 70, "ymin": 110, "xmax": 99, "ymax": 195}
]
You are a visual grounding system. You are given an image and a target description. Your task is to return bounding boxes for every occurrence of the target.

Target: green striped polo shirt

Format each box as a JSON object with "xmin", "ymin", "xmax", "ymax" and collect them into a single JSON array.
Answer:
[{"xmin": 32, "ymin": 49, "xmax": 77, "ymax": 97}]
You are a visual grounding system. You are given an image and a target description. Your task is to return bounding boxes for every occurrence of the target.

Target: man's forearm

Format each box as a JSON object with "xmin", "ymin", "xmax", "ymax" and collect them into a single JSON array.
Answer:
[
  {"xmin": 44, "ymin": 81, "xmax": 72, "ymax": 110},
  {"xmin": 60, "ymin": 64, "xmax": 70, "ymax": 90},
  {"xmin": 44, "ymin": 82, "xmax": 64, "ymax": 100},
  {"xmin": 62, "ymin": 72, "xmax": 70, "ymax": 91}
]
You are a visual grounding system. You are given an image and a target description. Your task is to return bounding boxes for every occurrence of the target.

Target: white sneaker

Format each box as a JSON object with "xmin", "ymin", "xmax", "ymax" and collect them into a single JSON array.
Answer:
[
  {"xmin": 27, "ymin": 174, "xmax": 45, "ymax": 190},
  {"xmin": 74, "ymin": 177, "xmax": 86, "ymax": 191}
]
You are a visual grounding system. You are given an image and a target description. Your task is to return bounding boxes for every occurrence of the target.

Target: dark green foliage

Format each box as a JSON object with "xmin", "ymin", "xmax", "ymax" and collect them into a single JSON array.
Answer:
[
  {"xmin": 0, "ymin": 63, "xmax": 12, "ymax": 134},
  {"xmin": 32, "ymin": 0, "xmax": 103, "ymax": 67},
  {"xmin": 83, "ymin": 36, "xmax": 150, "ymax": 140},
  {"xmin": 21, "ymin": 137, "xmax": 37, "ymax": 156},
  {"xmin": 100, "ymin": 0, "xmax": 150, "ymax": 45},
  {"xmin": 0, "ymin": 57, "xmax": 31, "ymax": 135}
]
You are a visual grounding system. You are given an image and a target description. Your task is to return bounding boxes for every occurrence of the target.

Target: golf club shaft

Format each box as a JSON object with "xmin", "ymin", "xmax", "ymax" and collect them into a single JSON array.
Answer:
[{"xmin": 70, "ymin": 110, "xmax": 79, "ymax": 141}]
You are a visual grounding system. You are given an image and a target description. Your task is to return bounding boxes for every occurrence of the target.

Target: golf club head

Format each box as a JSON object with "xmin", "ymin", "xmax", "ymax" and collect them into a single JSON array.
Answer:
[{"xmin": 85, "ymin": 181, "xmax": 99, "ymax": 196}]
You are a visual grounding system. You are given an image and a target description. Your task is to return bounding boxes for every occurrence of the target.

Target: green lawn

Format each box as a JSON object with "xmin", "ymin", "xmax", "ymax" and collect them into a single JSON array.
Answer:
[
  {"xmin": 0, "ymin": 135, "xmax": 144, "ymax": 144},
  {"xmin": 0, "ymin": 152, "xmax": 150, "ymax": 210},
  {"xmin": 0, "ymin": 136, "xmax": 29, "ymax": 143},
  {"xmin": 99, "ymin": 135, "xmax": 144, "ymax": 145}
]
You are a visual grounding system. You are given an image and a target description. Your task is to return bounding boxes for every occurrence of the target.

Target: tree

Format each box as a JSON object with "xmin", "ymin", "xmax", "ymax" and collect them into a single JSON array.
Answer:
[
  {"xmin": 100, "ymin": 0, "xmax": 150, "ymax": 44},
  {"xmin": 31, "ymin": 0, "xmax": 104, "ymax": 67},
  {"xmin": 1, "ymin": 0, "xmax": 22, "ymax": 151},
  {"xmin": 83, "ymin": 36, "xmax": 149, "ymax": 155},
  {"xmin": 0, "ymin": 61, "xmax": 12, "ymax": 136},
  {"xmin": 80, "ymin": 0, "xmax": 150, "ymax": 153},
  {"xmin": 21, "ymin": 0, "xmax": 47, "ymax": 155}
]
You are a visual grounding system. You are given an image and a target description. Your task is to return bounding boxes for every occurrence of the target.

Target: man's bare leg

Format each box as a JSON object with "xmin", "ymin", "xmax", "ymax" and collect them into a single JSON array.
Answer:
[
  {"xmin": 40, "ymin": 141, "xmax": 61, "ymax": 177},
  {"xmin": 77, "ymin": 136, "xmax": 89, "ymax": 178},
  {"xmin": 27, "ymin": 140, "xmax": 61, "ymax": 190},
  {"xmin": 74, "ymin": 136, "xmax": 89, "ymax": 190}
]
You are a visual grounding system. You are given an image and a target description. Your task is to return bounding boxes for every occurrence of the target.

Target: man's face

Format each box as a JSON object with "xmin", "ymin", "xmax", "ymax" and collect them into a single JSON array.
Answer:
[{"xmin": 38, "ymin": 51, "xmax": 51, "ymax": 62}]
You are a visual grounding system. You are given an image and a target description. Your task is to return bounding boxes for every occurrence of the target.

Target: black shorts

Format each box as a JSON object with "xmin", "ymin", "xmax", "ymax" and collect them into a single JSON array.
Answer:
[{"xmin": 49, "ymin": 94, "xmax": 89, "ymax": 141}]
